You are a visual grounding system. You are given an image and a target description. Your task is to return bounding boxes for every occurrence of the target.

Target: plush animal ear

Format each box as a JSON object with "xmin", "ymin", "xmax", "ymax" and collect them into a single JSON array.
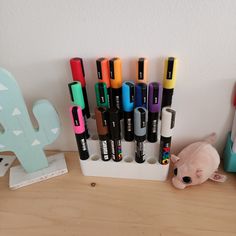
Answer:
[
  {"xmin": 209, "ymin": 172, "xmax": 227, "ymax": 182},
  {"xmin": 171, "ymin": 155, "xmax": 180, "ymax": 163},
  {"xmin": 196, "ymin": 169, "xmax": 203, "ymax": 178}
]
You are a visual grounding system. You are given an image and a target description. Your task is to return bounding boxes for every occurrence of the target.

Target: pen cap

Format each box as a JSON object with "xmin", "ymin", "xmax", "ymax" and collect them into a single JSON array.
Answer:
[
  {"xmin": 95, "ymin": 82, "xmax": 109, "ymax": 108},
  {"xmin": 163, "ymin": 57, "xmax": 177, "ymax": 89},
  {"xmin": 108, "ymin": 107, "xmax": 120, "ymax": 139},
  {"xmin": 135, "ymin": 83, "xmax": 147, "ymax": 107},
  {"xmin": 134, "ymin": 107, "xmax": 147, "ymax": 137},
  {"xmin": 122, "ymin": 81, "xmax": 135, "ymax": 112},
  {"xmin": 96, "ymin": 58, "xmax": 111, "ymax": 88},
  {"xmin": 109, "ymin": 57, "xmax": 122, "ymax": 88},
  {"xmin": 94, "ymin": 107, "xmax": 108, "ymax": 136},
  {"xmin": 70, "ymin": 58, "xmax": 86, "ymax": 87},
  {"xmin": 161, "ymin": 107, "xmax": 176, "ymax": 137},
  {"xmin": 148, "ymin": 82, "xmax": 162, "ymax": 113},
  {"xmin": 68, "ymin": 82, "xmax": 85, "ymax": 110},
  {"xmin": 136, "ymin": 58, "xmax": 148, "ymax": 83},
  {"xmin": 70, "ymin": 106, "xmax": 85, "ymax": 134}
]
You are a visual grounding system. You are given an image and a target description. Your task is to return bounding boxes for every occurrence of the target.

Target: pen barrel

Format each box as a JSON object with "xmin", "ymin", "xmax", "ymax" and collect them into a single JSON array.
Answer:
[
  {"xmin": 110, "ymin": 139, "xmax": 122, "ymax": 162},
  {"xmin": 82, "ymin": 109, "xmax": 90, "ymax": 139},
  {"xmin": 75, "ymin": 133, "xmax": 90, "ymax": 160},
  {"xmin": 147, "ymin": 112, "xmax": 159, "ymax": 143},
  {"xmin": 135, "ymin": 140, "xmax": 145, "ymax": 163},
  {"xmin": 161, "ymin": 88, "xmax": 173, "ymax": 111},
  {"xmin": 107, "ymin": 87, "xmax": 111, "ymax": 108},
  {"xmin": 98, "ymin": 134, "xmax": 111, "ymax": 161},
  {"xmin": 82, "ymin": 87, "xmax": 90, "ymax": 118},
  {"xmin": 111, "ymin": 87, "xmax": 122, "ymax": 110},
  {"xmin": 124, "ymin": 111, "xmax": 134, "ymax": 141},
  {"xmin": 159, "ymin": 136, "xmax": 172, "ymax": 165}
]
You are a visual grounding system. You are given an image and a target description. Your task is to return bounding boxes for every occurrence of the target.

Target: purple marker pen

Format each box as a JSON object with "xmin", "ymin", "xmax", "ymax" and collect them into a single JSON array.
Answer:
[{"xmin": 147, "ymin": 82, "xmax": 162, "ymax": 142}]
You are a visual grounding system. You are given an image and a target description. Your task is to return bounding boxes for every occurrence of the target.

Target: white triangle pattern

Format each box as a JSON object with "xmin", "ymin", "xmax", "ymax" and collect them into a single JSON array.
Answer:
[
  {"xmin": 32, "ymin": 139, "xmax": 41, "ymax": 146},
  {"xmin": 13, "ymin": 130, "xmax": 23, "ymax": 136},
  {"xmin": 0, "ymin": 144, "xmax": 5, "ymax": 149},
  {"xmin": 12, "ymin": 108, "xmax": 21, "ymax": 116},
  {"xmin": 51, "ymin": 128, "xmax": 59, "ymax": 134},
  {"xmin": 0, "ymin": 83, "xmax": 8, "ymax": 91}
]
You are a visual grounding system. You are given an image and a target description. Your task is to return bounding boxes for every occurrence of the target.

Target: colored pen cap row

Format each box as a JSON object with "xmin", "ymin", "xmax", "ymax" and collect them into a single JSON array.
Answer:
[
  {"xmin": 161, "ymin": 107, "xmax": 176, "ymax": 137},
  {"xmin": 122, "ymin": 81, "xmax": 135, "ymax": 112},
  {"xmin": 136, "ymin": 58, "xmax": 148, "ymax": 84},
  {"xmin": 134, "ymin": 107, "xmax": 147, "ymax": 137},
  {"xmin": 96, "ymin": 58, "xmax": 111, "ymax": 88},
  {"xmin": 163, "ymin": 57, "xmax": 177, "ymax": 89},
  {"xmin": 94, "ymin": 107, "xmax": 108, "ymax": 136},
  {"xmin": 70, "ymin": 58, "xmax": 86, "ymax": 87},
  {"xmin": 109, "ymin": 57, "xmax": 122, "ymax": 89},
  {"xmin": 148, "ymin": 82, "xmax": 162, "ymax": 113},
  {"xmin": 68, "ymin": 81, "xmax": 85, "ymax": 109},
  {"xmin": 135, "ymin": 83, "xmax": 147, "ymax": 108},
  {"xmin": 70, "ymin": 106, "xmax": 85, "ymax": 134},
  {"xmin": 95, "ymin": 82, "xmax": 109, "ymax": 108}
]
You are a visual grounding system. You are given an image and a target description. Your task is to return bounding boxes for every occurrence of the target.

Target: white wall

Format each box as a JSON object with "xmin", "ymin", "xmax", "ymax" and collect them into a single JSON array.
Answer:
[{"xmin": 1, "ymin": 0, "xmax": 236, "ymax": 154}]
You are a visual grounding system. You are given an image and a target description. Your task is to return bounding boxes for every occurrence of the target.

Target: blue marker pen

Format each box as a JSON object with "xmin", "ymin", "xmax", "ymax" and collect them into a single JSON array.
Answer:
[
  {"xmin": 122, "ymin": 81, "xmax": 135, "ymax": 141},
  {"xmin": 135, "ymin": 83, "xmax": 147, "ymax": 108}
]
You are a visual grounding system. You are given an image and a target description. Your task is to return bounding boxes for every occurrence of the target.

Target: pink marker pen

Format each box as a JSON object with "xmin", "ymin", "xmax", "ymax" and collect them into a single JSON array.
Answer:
[{"xmin": 70, "ymin": 106, "xmax": 89, "ymax": 160}]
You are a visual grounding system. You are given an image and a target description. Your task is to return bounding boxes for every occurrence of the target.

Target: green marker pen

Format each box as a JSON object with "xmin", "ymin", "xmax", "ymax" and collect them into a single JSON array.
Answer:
[
  {"xmin": 68, "ymin": 81, "xmax": 90, "ymax": 138},
  {"xmin": 95, "ymin": 82, "xmax": 109, "ymax": 108}
]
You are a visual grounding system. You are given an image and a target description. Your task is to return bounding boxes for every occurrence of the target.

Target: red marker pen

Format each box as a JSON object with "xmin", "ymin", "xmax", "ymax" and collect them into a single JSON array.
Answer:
[{"xmin": 70, "ymin": 58, "xmax": 91, "ymax": 118}]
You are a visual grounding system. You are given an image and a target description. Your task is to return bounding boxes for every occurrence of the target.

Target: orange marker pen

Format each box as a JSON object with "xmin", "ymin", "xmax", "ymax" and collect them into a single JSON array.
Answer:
[
  {"xmin": 136, "ymin": 58, "xmax": 148, "ymax": 84},
  {"xmin": 109, "ymin": 57, "xmax": 122, "ymax": 113}
]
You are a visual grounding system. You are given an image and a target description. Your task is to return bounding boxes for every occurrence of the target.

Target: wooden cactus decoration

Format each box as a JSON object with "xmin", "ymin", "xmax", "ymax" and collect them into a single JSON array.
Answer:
[{"xmin": 0, "ymin": 68, "xmax": 60, "ymax": 173}]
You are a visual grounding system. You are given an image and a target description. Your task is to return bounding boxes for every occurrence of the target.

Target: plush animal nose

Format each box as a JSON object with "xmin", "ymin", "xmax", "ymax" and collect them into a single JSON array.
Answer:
[{"xmin": 172, "ymin": 177, "xmax": 186, "ymax": 189}]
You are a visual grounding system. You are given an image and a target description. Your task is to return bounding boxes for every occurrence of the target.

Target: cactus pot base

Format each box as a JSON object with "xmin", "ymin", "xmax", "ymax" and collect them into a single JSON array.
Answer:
[
  {"xmin": 9, "ymin": 153, "xmax": 68, "ymax": 190},
  {"xmin": 0, "ymin": 155, "xmax": 16, "ymax": 177}
]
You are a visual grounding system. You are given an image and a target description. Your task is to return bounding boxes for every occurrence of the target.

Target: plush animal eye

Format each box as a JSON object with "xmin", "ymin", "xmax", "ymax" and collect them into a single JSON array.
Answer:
[
  {"xmin": 182, "ymin": 176, "xmax": 192, "ymax": 184},
  {"xmin": 174, "ymin": 168, "xmax": 178, "ymax": 176}
]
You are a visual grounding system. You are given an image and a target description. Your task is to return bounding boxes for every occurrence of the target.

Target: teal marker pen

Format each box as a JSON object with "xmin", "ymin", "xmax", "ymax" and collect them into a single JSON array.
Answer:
[{"xmin": 68, "ymin": 81, "xmax": 90, "ymax": 138}]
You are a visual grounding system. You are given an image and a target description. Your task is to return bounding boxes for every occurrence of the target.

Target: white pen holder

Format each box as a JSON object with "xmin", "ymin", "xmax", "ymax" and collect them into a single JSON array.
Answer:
[{"xmin": 80, "ymin": 117, "xmax": 170, "ymax": 181}]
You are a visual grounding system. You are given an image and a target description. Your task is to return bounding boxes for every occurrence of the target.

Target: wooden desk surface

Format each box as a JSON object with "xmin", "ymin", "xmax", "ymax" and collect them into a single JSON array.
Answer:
[{"xmin": 0, "ymin": 152, "xmax": 236, "ymax": 236}]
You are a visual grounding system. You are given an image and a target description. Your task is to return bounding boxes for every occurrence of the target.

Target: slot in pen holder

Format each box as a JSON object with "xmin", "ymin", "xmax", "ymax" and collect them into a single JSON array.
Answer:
[
  {"xmin": 79, "ymin": 118, "xmax": 170, "ymax": 181},
  {"xmin": 223, "ymin": 132, "xmax": 236, "ymax": 172}
]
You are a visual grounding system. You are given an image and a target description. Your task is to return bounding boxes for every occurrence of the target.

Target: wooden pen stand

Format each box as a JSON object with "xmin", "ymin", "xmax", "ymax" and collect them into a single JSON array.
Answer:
[{"xmin": 79, "ymin": 118, "xmax": 170, "ymax": 181}]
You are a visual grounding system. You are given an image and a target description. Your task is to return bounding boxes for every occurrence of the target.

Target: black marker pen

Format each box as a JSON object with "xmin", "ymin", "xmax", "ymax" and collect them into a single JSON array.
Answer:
[
  {"xmin": 70, "ymin": 106, "xmax": 89, "ymax": 160},
  {"xmin": 94, "ymin": 107, "xmax": 111, "ymax": 161},
  {"xmin": 108, "ymin": 108, "xmax": 122, "ymax": 162},
  {"xmin": 134, "ymin": 107, "xmax": 147, "ymax": 163}
]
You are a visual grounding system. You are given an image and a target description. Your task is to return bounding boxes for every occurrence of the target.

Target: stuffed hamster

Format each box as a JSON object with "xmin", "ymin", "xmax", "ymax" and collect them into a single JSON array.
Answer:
[{"xmin": 171, "ymin": 133, "xmax": 226, "ymax": 189}]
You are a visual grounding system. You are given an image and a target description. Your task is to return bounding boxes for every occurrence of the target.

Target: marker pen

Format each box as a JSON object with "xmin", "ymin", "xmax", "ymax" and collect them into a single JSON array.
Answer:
[
  {"xmin": 109, "ymin": 58, "xmax": 122, "ymax": 113},
  {"xmin": 122, "ymin": 81, "xmax": 135, "ymax": 141},
  {"xmin": 135, "ymin": 83, "xmax": 147, "ymax": 108},
  {"xmin": 134, "ymin": 107, "xmax": 147, "ymax": 163},
  {"xmin": 95, "ymin": 82, "xmax": 109, "ymax": 108},
  {"xmin": 68, "ymin": 81, "xmax": 90, "ymax": 138},
  {"xmin": 159, "ymin": 107, "xmax": 176, "ymax": 165},
  {"xmin": 147, "ymin": 82, "xmax": 162, "ymax": 143},
  {"xmin": 136, "ymin": 58, "xmax": 148, "ymax": 84},
  {"xmin": 108, "ymin": 108, "xmax": 122, "ymax": 162},
  {"xmin": 96, "ymin": 58, "xmax": 111, "ymax": 106},
  {"xmin": 70, "ymin": 106, "xmax": 89, "ymax": 160},
  {"xmin": 70, "ymin": 58, "xmax": 90, "ymax": 118},
  {"xmin": 161, "ymin": 57, "xmax": 177, "ymax": 110}
]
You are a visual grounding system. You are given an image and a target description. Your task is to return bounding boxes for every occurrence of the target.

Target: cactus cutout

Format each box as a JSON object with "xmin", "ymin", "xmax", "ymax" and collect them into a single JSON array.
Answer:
[{"xmin": 0, "ymin": 68, "xmax": 60, "ymax": 173}]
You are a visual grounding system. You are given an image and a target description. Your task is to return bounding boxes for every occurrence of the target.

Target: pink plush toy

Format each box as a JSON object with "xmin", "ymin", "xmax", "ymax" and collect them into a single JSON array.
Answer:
[{"xmin": 171, "ymin": 133, "xmax": 226, "ymax": 189}]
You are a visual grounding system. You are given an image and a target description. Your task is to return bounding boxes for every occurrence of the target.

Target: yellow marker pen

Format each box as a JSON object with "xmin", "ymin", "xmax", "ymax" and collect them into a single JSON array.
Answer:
[
  {"xmin": 161, "ymin": 57, "xmax": 177, "ymax": 110},
  {"xmin": 136, "ymin": 58, "xmax": 148, "ymax": 84},
  {"xmin": 109, "ymin": 57, "xmax": 123, "ymax": 113}
]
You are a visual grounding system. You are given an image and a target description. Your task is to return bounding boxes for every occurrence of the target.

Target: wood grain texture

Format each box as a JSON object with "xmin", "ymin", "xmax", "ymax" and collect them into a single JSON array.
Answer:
[{"xmin": 0, "ymin": 152, "xmax": 236, "ymax": 236}]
